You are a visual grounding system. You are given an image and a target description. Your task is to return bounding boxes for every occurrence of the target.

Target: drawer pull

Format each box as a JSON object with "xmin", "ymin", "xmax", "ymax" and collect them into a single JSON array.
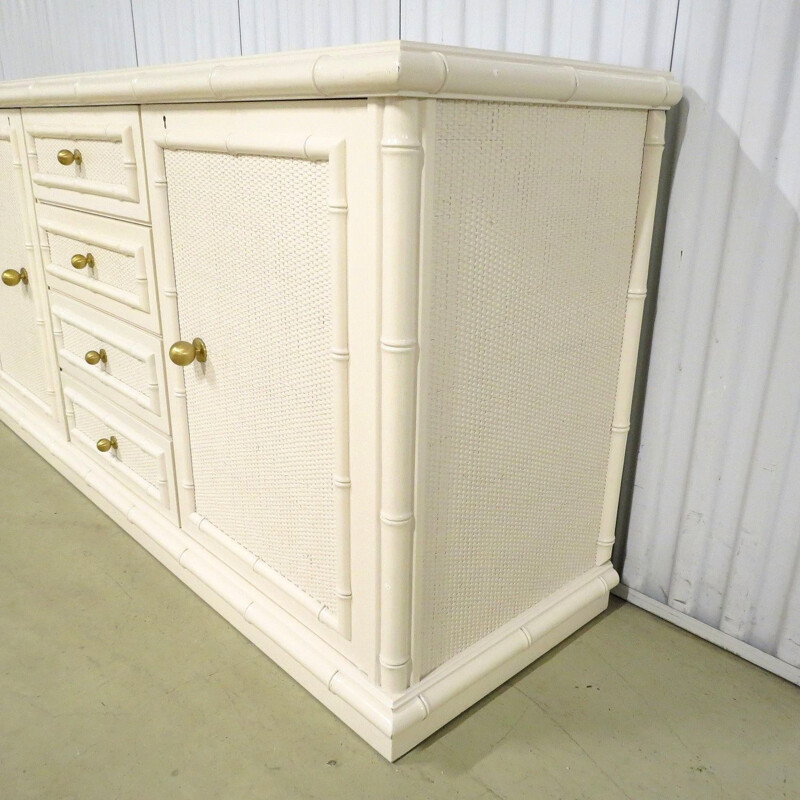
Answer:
[
  {"xmin": 169, "ymin": 338, "xmax": 207, "ymax": 366},
  {"xmin": 2, "ymin": 268, "xmax": 28, "ymax": 286},
  {"xmin": 96, "ymin": 436, "xmax": 118, "ymax": 453},
  {"xmin": 71, "ymin": 253, "xmax": 95, "ymax": 270},
  {"xmin": 85, "ymin": 349, "xmax": 107, "ymax": 365},
  {"xmin": 57, "ymin": 148, "xmax": 82, "ymax": 166}
]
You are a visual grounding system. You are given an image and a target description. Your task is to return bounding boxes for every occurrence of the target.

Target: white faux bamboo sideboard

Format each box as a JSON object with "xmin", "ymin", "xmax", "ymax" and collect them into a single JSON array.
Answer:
[{"xmin": 0, "ymin": 42, "xmax": 680, "ymax": 760}]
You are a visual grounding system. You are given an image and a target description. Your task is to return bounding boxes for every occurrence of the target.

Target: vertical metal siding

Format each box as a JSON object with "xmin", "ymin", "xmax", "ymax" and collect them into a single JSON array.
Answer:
[
  {"xmin": 399, "ymin": 0, "xmax": 678, "ymax": 70},
  {"xmin": 239, "ymin": 0, "xmax": 399, "ymax": 55},
  {"xmin": 130, "ymin": 0, "xmax": 242, "ymax": 65},
  {"xmin": 0, "ymin": 0, "xmax": 137, "ymax": 80},
  {"xmin": 623, "ymin": 0, "xmax": 800, "ymax": 674}
]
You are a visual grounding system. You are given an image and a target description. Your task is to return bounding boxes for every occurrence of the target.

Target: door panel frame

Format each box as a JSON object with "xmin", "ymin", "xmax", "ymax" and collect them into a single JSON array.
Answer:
[
  {"xmin": 142, "ymin": 101, "xmax": 378, "ymax": 671},
  {"xmin": 0, "ymin": 110, "xmax": 64, "ymax": 430}
]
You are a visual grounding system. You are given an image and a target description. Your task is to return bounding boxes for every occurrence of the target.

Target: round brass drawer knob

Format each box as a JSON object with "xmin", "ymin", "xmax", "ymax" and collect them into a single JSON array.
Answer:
[
  {"xmin": 71, "ymin": 253, "xmax": 94, "ymax": 270},
  {"xmin": 57, "ymin": 148, "xmax": 82, "ymax": 166},
  {"xmin": 2, "ymin": 268, "xmax": 28, "ymax": 286},
  {"xmin": 169, "ymin": 338, "xmax": 207, "ymax": 366},
  {"xmin": 96, "ymin": 436, "xmax": 118, "ymax": 453},
  {"xmin": 85, "ymin": 349, "xmax": 107, "ymax": 365}
]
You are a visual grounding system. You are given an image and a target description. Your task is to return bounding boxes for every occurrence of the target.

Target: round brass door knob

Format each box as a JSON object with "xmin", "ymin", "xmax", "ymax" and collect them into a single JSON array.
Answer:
[
  {"xmin": 2, "ymin": 268, "xmax": 28, "ymax": 286},
  {"xmin": 71, "ymin": 253, "xmax": 94, "ymax": 270},
  {"xmin": 57, "ymin": 148, "xmax": 82, "ymax": 166},
  {"xmin": 85, "ymin": 349, "xmax": 107, "ymax": 365},
  {"xmin": 96, "ymin": 436, "xmax": 118, "ymax": 453},
  {"xmin": 169, "ymin": 338, "xmax": 207, "ymax": 366}
]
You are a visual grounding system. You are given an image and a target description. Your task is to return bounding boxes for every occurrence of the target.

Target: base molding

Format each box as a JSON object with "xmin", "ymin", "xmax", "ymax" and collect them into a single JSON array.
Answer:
[{"xmin": 1, "ymin": 388, "xmax": 617, "ymax": 760}]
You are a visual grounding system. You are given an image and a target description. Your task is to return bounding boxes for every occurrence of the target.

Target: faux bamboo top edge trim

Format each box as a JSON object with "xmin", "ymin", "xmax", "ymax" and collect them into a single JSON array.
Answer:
[{"xmin": 0, "ymin": 40, "xmax": 682, "ymax": 110}]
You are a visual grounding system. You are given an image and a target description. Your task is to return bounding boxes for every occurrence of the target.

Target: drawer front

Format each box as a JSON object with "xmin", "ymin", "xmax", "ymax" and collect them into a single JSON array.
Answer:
[
  {"xmin": 51, "ymin": 295, "xmax": 169, "ymax": 432},
  {"xmin": 22, "ymin": 106, "xmax": 149, "ymax": 222},
  {"xmin": 37, "ymin": 204, "xmax": 159, "ymax": 332},
  {"xmin": 63, "ymin": 376, "xmax": 177, "ymax": 520}
]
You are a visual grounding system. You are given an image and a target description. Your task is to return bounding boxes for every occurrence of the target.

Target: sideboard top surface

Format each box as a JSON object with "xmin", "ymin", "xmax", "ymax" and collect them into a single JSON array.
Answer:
[{"xmin": 0, "ymin": 40, "xmax": 681, "ymax": 111}]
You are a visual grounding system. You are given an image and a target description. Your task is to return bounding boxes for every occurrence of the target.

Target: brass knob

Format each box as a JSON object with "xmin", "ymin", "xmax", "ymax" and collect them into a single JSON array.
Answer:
[
  {"xmin": 169, "ymin": 338, "xmax": 207, "ymax": 366},
  {"xmin": 57, "ymin": 148, "xmax": 82, "ymax": 166},
  {"xmin": 96, "ymin": 436, "xmax": 118, "ymax": 452},
  {"xmin": 71, "ymin": 253, "xmax": 94, "ymax": 270},
  {"xmin": 85, "ymin": 349, "xmax": 107, "ymax": 365},
  {"xmin": 2, "ymin": 268, "xmax": 28, "ymax": 286}
]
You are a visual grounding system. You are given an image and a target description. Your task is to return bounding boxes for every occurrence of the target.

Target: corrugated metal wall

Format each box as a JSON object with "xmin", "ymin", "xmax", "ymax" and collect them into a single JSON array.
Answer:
[
  {"xmin": 622, "ymin": 0, "xmax": 800, "ymax": 684},
  {"xmin": 0, "ymin": 0, "xmax": 675, "ymax": 76},
  {"xmin": 0, "ymin": 0, "xmax": 797, "ymax": 683}
]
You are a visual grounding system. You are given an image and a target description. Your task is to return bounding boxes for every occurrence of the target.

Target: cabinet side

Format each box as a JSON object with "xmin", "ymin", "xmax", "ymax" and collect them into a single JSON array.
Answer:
[{"xmin": 414, "ymin": 99, "xmax": 650, "ymax": 678}]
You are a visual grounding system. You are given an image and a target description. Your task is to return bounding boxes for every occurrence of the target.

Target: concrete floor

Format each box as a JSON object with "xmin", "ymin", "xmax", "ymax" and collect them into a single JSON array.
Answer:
[{"xmin": 2, "ymin": 423, "xmax": 799, "ymax": 800}]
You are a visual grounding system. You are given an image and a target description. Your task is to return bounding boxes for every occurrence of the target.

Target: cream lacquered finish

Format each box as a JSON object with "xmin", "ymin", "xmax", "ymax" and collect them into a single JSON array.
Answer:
[{"xmin": 0, "ymin": 42, "xmax": 680, "ymax": 761}]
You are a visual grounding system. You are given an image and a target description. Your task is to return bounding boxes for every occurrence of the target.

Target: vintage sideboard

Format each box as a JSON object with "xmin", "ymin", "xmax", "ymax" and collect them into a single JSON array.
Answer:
[{"xmin": 0, "ymin": 41, "xmax": 680, "ymax": 760}]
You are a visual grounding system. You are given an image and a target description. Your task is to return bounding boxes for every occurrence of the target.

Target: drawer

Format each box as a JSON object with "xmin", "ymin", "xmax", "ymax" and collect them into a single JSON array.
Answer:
[
  {"xmin": 22, "ymin": 106, "xmax": 149, "ymax": 222},
  {"xmin": 62, "ymin": 375, "xmax": 177, "ymax": 521},
  {"xmin": 37, "ymin": 204, "xmax": 159, "ymax": 332},
  {"xmin": 51, "ymin": 295, "xmax": 169, "ymax": 433}
]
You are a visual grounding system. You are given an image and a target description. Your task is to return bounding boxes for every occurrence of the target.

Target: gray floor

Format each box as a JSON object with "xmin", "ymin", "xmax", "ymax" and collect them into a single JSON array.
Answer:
[{"xmin": 2, "ymin": 422, "xmax": 799, "ymax": 800}]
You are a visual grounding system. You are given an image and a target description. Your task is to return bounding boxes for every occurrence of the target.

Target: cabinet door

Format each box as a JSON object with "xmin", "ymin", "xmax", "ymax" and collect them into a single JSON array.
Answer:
[
  {"xmin": 0, "ymin": 110, "xmax": 62, "ymax": 427},
  {"xmin": 143, "ymin": 102, "xmax": 379, "ymax": 666}
]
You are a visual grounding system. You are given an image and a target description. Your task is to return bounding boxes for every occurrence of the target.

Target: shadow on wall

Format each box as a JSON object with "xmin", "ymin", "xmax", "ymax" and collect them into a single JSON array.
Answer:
[
  {"xmin": 613, "ymin": 92, "xmax": 689, "ymax": 572},
  {"xmin": 614, "ymin": 66, "xmax": 800, "ymax": 669}
]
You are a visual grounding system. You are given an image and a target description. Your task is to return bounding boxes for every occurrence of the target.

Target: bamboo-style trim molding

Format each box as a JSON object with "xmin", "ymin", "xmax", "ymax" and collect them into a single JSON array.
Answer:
[
  {"xmin": 0, "ymin": 383, "xmax": 621, "ymax": 760},
  {"xmin": 0, "ymin": 42, "xmax": 681, "ymax": 110},
  {"xmin": 151, "ymin": 128, "xmax": 352, "ymax": 639},
  {"xmin": 379, "ymin": 99, "xmax": 423, "ymax": 694},
  {"xmin": 596, "ymin": 109, "xmax": 666, "ymax": 566},
  {"xmin": 24, "ymin": 122, "xmax": 125, "ymax": 140},
  {"xmin": 327, "ymin": 139, "xmax": 353, "ymax": 640},
  {"xmin": 37, "ymin": 216, "xmax": 140, "ymax": 256}
]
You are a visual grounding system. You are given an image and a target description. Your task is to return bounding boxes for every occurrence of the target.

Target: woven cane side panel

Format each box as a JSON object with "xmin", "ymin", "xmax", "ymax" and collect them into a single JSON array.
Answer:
[
  {"xmin": 34, "ymin": 137, "xmax": 127, "ymax": 186},
  {"xmin": 416, "ymin": 101, "xmax": 646, "ymax": 675},
  {"xmin": 164, "ymin": 149, "xmax": 337, "ymax": 611},
  {"xmin": 45, "ymin": 230, "xmax": 138, "ymax": 298},
  {"xmin": 70, "ymin": 401, "xmax": 161, "ymax": 489},
  {"xmin": 0, "ymin": 140, "xmax": 49, "ymax": 408},
  {"xmin": 59, "ymin": 318, "xmax": 150, "ymax": 403}
]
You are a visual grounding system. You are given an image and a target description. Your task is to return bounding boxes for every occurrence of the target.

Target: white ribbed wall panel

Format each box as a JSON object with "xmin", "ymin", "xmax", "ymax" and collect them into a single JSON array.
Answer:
[
  {"xmin": 623, "ymin": 0, "xmax": 800, "ymax": 683},
  {"xmin": 130, "ymin": 0, "xmax": 242, "ymax": 65},
  {"xmin": 400, "ymin": 0, "xmax": 678, "ymax": 69},
  {"xmin": 0, "ymin": 0, "xmax": 137, "ymax": 79},
  {"xmin": 240, "ymin": 0, "xmax": 400, "ymax": 55}
]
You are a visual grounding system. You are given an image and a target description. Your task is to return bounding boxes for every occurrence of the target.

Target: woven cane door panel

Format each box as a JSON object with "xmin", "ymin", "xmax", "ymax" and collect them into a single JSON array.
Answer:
[
  {"xmin": 0, "ymin": 137, "xmax": 51, "ymax": 413},
  {"xmin": 416, "ymin": 101, "xmax": 646, "ymax": 675},
  {"xmin": 164, "ymin": 149, "xmax": 338, "ymax": 612}
]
